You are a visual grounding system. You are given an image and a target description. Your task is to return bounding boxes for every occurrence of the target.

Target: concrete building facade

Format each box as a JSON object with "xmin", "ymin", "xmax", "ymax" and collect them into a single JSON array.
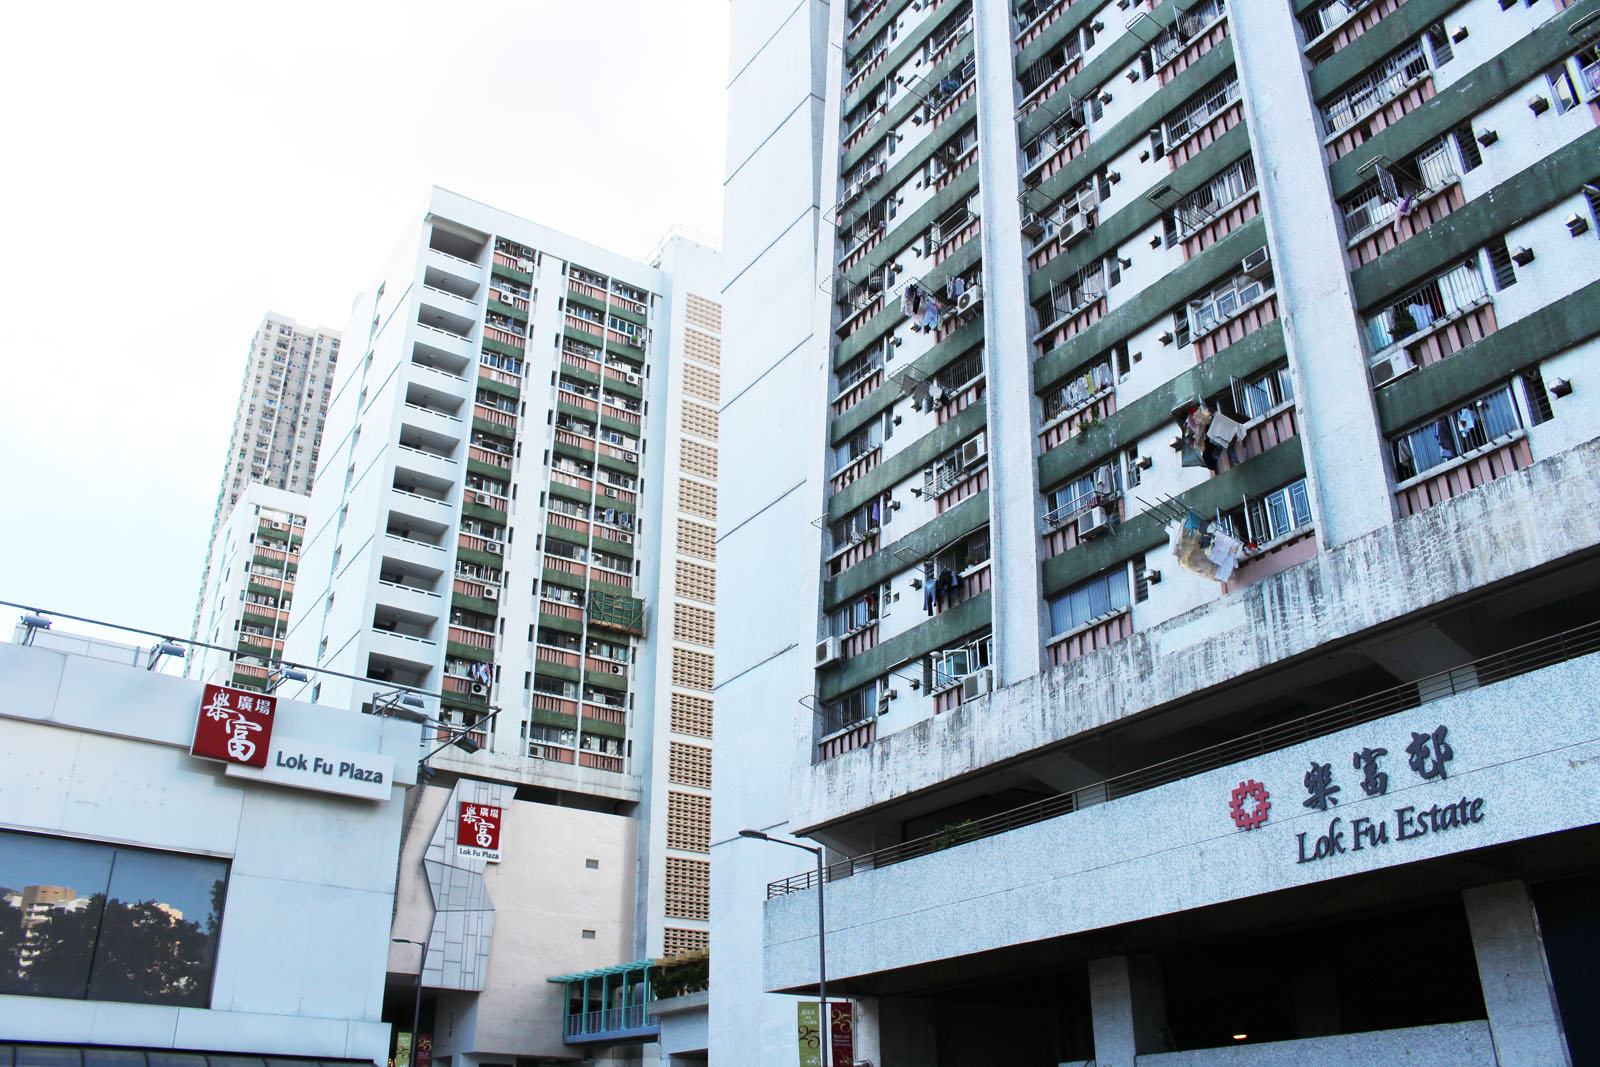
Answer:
[
  {"xmin": 0, "ymin": 634, "xmax": 417, "ymax": 1061},
  {"xmin": 192, "ymin": 313, "xmax": 339, "ymax": 655},
  {"xmin": 716, "ymin": 0, "xmax": 1600, "ymax": 1063},
  {"xmin": 278, "ymin": 189, "xmax": 721, "ymax": 1064}
]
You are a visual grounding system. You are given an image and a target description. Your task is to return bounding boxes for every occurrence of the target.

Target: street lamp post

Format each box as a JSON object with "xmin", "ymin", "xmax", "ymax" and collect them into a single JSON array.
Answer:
[
  {"xmin": 740, "ymin": 829, "xmax": 831, "ymax": 1067},
  {"xmin": 392, "ymin": 936, "xmax": 426, "ymax": 1062}
]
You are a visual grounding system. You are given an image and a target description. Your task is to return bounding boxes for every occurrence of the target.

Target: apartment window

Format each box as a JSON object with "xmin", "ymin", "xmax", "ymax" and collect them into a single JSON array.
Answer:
[
  {"xmin": 1164, "ymin": 73, "xmax": 1239, "ymax": 146},
  {"xmin": 1364, "ymin": 258, "xmax": 1488, "ymax": 351},
  {"xmin": 1188, "ymin": 268, "xmax": 1270, "ymax": 338},
  {"xmin": 1391, "ymin": 382, "xmax": 1526, "ymax": 482},
  {"xmin": 1321, "ymin": 39, "xmax": 1432, "ymax": 134},
  {"xmin": 930, "ymin": 632, "xmax": 993, "ymax": 690},
  {"xmin": 1173, "ymin": 156, "xmax": 1257, "ymax": 239},
  {"xmin": 1485, "ymin": 238, "xmax": 1518, "ymax": 291},
  {"xmin": 1049, "ymin": 568, "xmax": 1131, "ymax": 635},
  {"xmin": 1219, "ymin": 479, "xmax": 1313, "ymax": 545},
  {"xmin": 0, "ymin": 830, "xmax": 227, "ymax": 1007},
  {"xmin": 829, "ymin": 592, "xmax": 879, "ymax": 638},
  {"xmin": 1046, "ymin": 462, "xmax": 1120, "ymax": 527},
  {"xmin": 1233, "ymin": 363, "xmax": 1295, "ymax": 421}
]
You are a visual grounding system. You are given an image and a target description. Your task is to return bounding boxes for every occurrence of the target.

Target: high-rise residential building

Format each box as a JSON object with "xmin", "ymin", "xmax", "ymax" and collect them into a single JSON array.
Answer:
[
  {"xmin": 192, "ymin": 313, "xmax": 339, "ymax": 657},
  {"xmin": 190, "ymin": 483, "xmax": 309, "ymax": 691},
  {"xmin": 279, "ymin": 188, "xmax": 721, "ymax": 1064},
  {"xmin": 717, "ymin": 0, "xmax": 1600, "ymax": 1064}
]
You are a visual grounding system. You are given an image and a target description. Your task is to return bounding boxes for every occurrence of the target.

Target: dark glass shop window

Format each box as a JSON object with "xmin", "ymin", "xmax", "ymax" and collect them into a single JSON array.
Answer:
[{"xmin": 0, "ymin": 830, "xmax": 228, "ymax": 1007}]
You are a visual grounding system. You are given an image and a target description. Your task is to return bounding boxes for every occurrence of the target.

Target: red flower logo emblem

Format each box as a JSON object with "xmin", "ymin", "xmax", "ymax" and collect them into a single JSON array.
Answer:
[{"xmin": 1229, "ymin": 779, "xmax": 1271, "ymax": 830}]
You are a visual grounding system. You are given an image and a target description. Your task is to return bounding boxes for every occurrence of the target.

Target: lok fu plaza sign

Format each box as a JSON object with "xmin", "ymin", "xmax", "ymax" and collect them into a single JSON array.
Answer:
[
  {"xmin": 1226, "ymin": 721, "xmax": 1488, "ymax": 865},
  {"xmin": 192, "ymin": 684, "xmax": 276, "ymax": 768},
  {"xmin": 457, "ymin": 801, "xmax": 503, "ymax": 862}
]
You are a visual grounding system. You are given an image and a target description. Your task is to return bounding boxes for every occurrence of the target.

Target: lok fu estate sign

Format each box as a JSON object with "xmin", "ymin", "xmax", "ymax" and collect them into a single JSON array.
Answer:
[{"xmin": 1226, "ymin": 721, "xmax": 1489, "ymax": 865}]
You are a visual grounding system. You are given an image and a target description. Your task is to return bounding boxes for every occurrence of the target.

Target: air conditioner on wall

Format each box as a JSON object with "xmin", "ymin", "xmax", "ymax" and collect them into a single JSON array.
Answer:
[
  {"xmin": 958, "ymin": 432, "xmax": 987, "ymax": 469},
  {"xmin": 485, "ymin": 542, "xmax": 503, "ymax": 555},
  {"xmin": 960, "ymin": 668, "xmax": 993, "ymax": 702},
  {"xmin": 1369, "ymin": 349, "xmax": 1417, "ymax": 387},
  {"xmin": 1240, "ymin": 247, "xmax": 1272, "ymax": 279},
  {"xmin": 1021, "ymin": 211, "xmax": 1046, "ymax": 239},
  {"xmin": 956, "ymin": 285, "xmax": 983, "ymax": 314},
  {"xmin": 482, "ymin": 586, "xmax": 498, "ymax": 600},
  {"xmin": 1078, "ymin": 505, "xmax": 1111, "ymax": 539},
  {"xmin": 816, "ymin": 636, "xmax": 843, "ymax": 669},
  {"xmin": 471, "ymin": 682, "xmax": 487, "ymax": 696}
]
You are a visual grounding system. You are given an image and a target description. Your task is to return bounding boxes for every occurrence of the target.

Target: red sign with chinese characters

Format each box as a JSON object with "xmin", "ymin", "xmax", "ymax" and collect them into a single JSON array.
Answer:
[
  {"xmin": 457, "ymin": 801, "xmax": 503, "ymax": 862},
  {"xmin": 192, "ymin": 684, "xmax": 276, "ymax": 768}
]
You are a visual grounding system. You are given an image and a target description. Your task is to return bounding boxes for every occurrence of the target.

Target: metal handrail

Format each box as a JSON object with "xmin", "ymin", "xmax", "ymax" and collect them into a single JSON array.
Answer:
[{"xmin": 767, "ymin": 618, "xmax": 1600, "ymax": 897}]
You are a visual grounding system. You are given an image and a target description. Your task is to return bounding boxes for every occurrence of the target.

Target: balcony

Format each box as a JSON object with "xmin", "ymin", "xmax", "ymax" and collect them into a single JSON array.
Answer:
[
  {"xmin": 413, "ymin": 337, "xmax": 473, "ymax": 378},
  {"xmin": 367, "ymin": 614, "xmax": 438, "ymax": 671},
  {"xmin": 424, "ymin": 246, "xmax": 483, "ymax": 288}
]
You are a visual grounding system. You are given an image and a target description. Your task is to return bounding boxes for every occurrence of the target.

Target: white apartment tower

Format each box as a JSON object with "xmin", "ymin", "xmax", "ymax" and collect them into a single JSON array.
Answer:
[
  {"xmin": 717, "ymin": 0, "xmax": 1600, "ymax": 1064},
  {"xmin": 190, "ymin": 483, "xmax": 310, "ymax": 692},
  {"xmin": 280, "ymin": 188, "xmax": 721, "ymax": 1065},
  {"xmin": 209, "ymin": 311, "xmax": 340, "ymax": 525}
]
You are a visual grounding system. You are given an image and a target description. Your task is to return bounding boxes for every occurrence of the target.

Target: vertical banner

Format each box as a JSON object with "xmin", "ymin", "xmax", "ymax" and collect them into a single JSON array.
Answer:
[
  {"xmin": 415, "ymin": 1034, "xmax": 433, "ymax": 1067},
  {"xmin": 394, "ymin": 1032, "xmax": 412, "ymax": 1067},
  {"xmin": 797, "ymin": 1001, "xmax": 821, "ymax": 1067},
  {"xmin": 830, "ymin": 1000, "xmax": 855, "ymax": 1064},
  {"xmin": 456, "ymin": 801, "xmax": 503, "ymax": 862}
]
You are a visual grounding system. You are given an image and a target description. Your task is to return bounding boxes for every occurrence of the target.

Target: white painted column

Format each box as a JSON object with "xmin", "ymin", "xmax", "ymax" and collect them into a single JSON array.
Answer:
[
  {"xmin": 1088, "ymin": 954, "xmax": 1172, "ymax": 1067},
  {"xmin": 1464, "ymin": 880, "xmax": 1573, "ymax": 1067},
  {"xmin": 974, "ymin": 0, "xmax": 1050, "ymax": 686},
  {"xmin": 1229, "ymin": 1, "xmax": 1396, "ymax": 549}
]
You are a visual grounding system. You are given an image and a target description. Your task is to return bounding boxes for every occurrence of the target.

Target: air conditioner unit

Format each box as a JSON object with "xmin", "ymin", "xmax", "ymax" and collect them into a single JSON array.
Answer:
[
  {"xmin": 956, "ymin": 285, "xmax": 983, "ymax": 315},
  {"xmin": 816, "ymin": 636, "xmax": 843, "ymax": 669},
  {"xmin": 485, "ymin": 542, "xmax": 503, "ymax": 555},
  {"xmin": 474, "ymin": 492, "xmax": 490, "ymax": 505},
  {"xmin": 1078, "ymin": 505, "xmax": 1111, "ymax": 539},
  {"xmin": 482, "ymin": 586, "xmax": 499, "ymax": 600},
  {"xmin": 1021, "ymin": 211, "xmax": 1046, "ymax": 239},
  {"xmin": 958, "ymin": 432, "xmax": 987, "ymax": 468},
  {"xmin": 868, "ymin": 161, "xmax": 887, "ymax": 182},
  {"xmin": 609, "ymin": 663, "xmax": 624, "ymax": 674},
  {"xmin": 625, "ymin": 372, "xmax": 641, "ymax": 385},
  {"xmin": 470, "ymin": 682, "xmax": 487, "ymax": 696},
  {"xmin": 960, "ymin": 668, "xmax": 993, "ymax": 702},
  {"xmin": 840, "ymin": 180, "xmax": 862, "ymax": 207},
  {"xmin": 1060, "ymin": 213, "xmax": 1091, "ymax": 246},
  {"xmin": 1369, "ymin": 348, "xmax": 1418, "ymax": 386},
  {"xmin": 1241, "ymin": 247, "xmax": 1272, "ymax": 279}
]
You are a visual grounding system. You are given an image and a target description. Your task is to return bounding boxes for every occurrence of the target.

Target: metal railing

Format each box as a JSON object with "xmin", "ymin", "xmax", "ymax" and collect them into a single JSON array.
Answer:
[{"xmin": 767, "ymin": 618, "xmax": 1600, "ymax": 897}]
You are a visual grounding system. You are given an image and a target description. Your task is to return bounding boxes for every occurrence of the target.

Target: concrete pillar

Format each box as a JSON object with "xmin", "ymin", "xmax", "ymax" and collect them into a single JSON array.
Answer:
[
  {"xmin": 875, "ymin": 995, "xmax": 939, "ymax": 1067},
  {"xmin": 1088, "ymin": 955, "xmax": 1171, "ymax": 1067},
  {"xmin": 1291, "ymin": 972, "xmax": 1341, "ymax": 1038},
  {"xmin": 1463, "ymin": 880, "xmax": 1573, "ymax": 1067},
  {"xmin": 1228, "ymin": 0, "xmax": 1396, "ymax": 549},
  {"xmin": 974, "ymin": 0, "xmax": 1051, "ymax": 686}
]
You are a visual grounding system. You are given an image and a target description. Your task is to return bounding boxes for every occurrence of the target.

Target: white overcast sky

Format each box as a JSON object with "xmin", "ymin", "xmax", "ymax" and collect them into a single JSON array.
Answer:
[{"xmin": 0, "ymin": 0, "xmax": 727, "ymax": 645}]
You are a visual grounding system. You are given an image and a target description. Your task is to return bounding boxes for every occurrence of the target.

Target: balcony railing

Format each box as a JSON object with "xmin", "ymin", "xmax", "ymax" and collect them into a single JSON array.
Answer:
[{"xmin": 767, "ymin": 617, "xmax": 1600, "ymax": 897}]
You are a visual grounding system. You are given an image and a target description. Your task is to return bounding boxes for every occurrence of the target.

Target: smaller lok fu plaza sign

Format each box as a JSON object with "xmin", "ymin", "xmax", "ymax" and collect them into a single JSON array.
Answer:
[
  {"xmin": 1227, "ymin": 721, "xmax": 1489, "ymax": 865},
  {"xmin": 458, "ymin": 802, "xmax": 504, "ymax": 862}
]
